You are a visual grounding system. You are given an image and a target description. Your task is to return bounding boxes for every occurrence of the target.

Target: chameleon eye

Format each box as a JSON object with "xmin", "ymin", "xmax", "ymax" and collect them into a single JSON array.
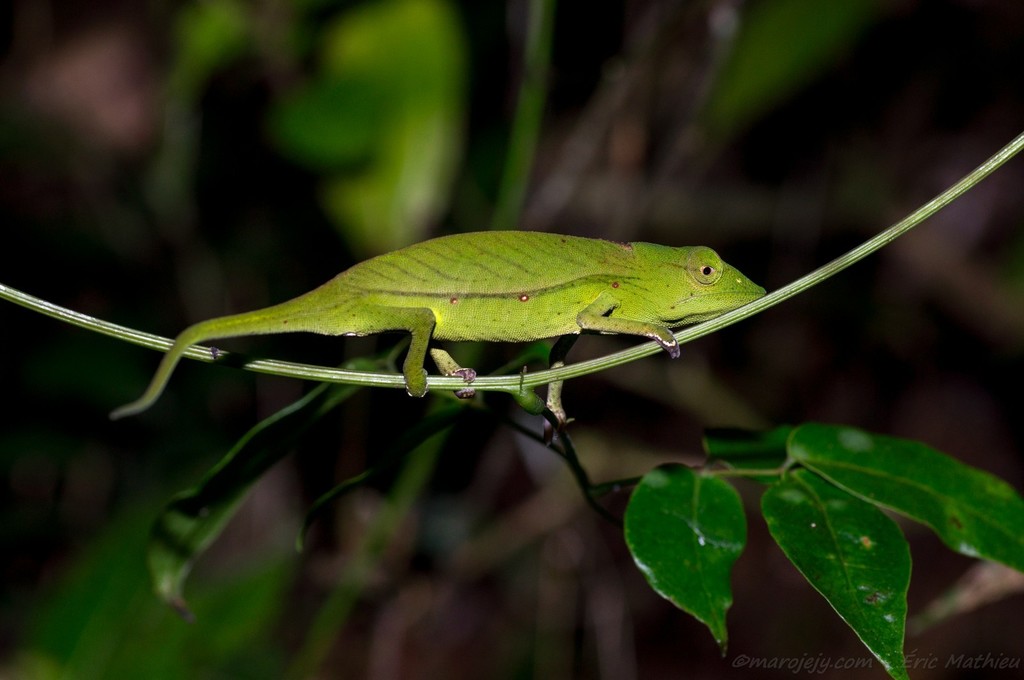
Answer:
[{"xmin": 686, "ymin": 247, "xmax": 724, "ymax": 285}]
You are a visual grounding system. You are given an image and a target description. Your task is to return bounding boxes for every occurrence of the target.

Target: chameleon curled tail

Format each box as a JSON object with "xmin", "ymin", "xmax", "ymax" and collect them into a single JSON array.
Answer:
[{"xmin": 110, "ymin": 305, "xmax": 315, "ymax": 420}]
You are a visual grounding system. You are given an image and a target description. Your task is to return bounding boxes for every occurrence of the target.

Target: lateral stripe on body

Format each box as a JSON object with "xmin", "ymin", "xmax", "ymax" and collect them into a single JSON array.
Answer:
[{"xmin": 348, "ymin": 274, "xmax": 642, "ymax": 300}]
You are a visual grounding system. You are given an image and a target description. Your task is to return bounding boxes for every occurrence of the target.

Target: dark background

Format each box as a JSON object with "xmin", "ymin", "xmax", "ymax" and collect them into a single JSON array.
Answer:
[{"xmin": 1, "ymin": 0, "xmax": 1023, "ymax": 677}]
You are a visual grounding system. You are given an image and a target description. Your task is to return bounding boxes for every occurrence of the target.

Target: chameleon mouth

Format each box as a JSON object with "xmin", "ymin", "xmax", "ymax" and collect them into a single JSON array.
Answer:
[{"xmin": 665, "ymin": 287, "xmax": 766, "ymax": 325}]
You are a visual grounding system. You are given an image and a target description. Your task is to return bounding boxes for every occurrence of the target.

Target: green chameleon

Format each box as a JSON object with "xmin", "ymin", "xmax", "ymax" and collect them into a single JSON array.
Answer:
[{"xmin": 111, "ymin": 231, "xmax": 765, "ymax": 420}]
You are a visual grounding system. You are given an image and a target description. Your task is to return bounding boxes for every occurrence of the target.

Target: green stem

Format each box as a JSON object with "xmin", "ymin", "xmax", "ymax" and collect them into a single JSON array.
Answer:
[
  {"xmin": 297, "ymin": 404, "xmax": 466, "ymax": 548},
  {"xmin": 3, "ymin": 130, "xmax": 1024, "ymax": 393},
  {"xmin": 589, "ymin": 476, "xmax": 643, "ymax": 497},
  {"xmin": 531, "ymin": 126, "xmax": 1024, "ymax": 381},
  {"xmin": 491, "ymin": 0, "xmax": 557, "ymax": 230},
  {"xmin": 554, "ymin": 432, "xmax": 620, "ymax": 523},
  {"xmin": 706, "ymin": 466, "xmax": 788, "ymax": 479},
  {"xmin": 285, "ymin": 419, "xmax": 445, "ymax": 679},
  {"xmin": 497, "ymin": 413, "xmax": 619, "ymax": 522},
  {"xmin": 0, "ymin": 282, "xmax": 404, "ymax": 389}
]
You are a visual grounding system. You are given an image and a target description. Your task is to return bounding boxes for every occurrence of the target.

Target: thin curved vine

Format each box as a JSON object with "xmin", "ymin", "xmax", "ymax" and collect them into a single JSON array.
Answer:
[{"xmin": 3, "ymin": 130, "xmax": 1023, "ymax": 396}]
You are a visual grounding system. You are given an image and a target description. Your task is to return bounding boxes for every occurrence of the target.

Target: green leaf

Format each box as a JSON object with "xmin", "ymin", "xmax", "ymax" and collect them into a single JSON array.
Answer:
[
  {"xmin": 147, "ymin": 361, "xmax": 375, "ymax": 618},
  {"xmin": 624, "ymin": 465, "xmax": 746, "ymax": 651},
  {"xmin": 25, "ymin": 500, "xmax": 292, "ymax": 680},
  {"xmin": 789, "ymin": 423, "xmax": 1024, "ymax": 573},
  {"xmin": 762, "ymin": 470, "xmax": 910, "ymax": 680}
]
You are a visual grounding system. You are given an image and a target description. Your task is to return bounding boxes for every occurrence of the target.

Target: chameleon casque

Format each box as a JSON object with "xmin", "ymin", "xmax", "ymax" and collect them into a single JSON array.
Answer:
[{"xmin": 111, "ymin": 231, "xmax": 765, "ymax": 419}]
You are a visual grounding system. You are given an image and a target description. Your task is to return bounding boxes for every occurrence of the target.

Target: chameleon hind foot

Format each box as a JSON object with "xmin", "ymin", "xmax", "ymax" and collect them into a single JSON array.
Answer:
[
  {"xmin": 429, "ymin": 349, "xmax": 478, "ymax": 399},
  {"xmin": 543, "ymin": 335, "xmax": 579, "ymax": 443}
]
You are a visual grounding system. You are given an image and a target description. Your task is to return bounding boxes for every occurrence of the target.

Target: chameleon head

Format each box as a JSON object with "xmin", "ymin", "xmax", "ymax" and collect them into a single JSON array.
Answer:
[{"xmin": 666, "ymin": 246, "xmax": 765, "ymax": 325}]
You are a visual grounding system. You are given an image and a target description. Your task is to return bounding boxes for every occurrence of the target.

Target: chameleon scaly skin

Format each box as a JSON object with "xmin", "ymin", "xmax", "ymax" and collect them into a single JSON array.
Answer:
[{"xmin": 111, "ymin": 231, "xmax": 765, "ymax": 419}]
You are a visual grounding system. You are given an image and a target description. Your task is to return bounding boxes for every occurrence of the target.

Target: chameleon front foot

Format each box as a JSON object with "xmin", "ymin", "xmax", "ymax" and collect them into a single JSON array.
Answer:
[{"xmin": 403, "ymin": 367, "xmax": 429, "ymax": 397}]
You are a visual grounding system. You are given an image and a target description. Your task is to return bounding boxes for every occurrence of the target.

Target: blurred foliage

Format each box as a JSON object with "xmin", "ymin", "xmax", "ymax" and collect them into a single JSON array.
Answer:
[
  {"xmin": 270, "ymin": 0, "xmax": 467, "ymax": 255},
  {"xmin": 170, "ymin": 0, "xmax": 251, "ymax": 102},
  {"xmin": 147, "ymin": 360, "xmax": 377, "ymax": 618},
  {"xmin": 20, "ymin": 499, "xmax": 293, "ymax": 680},
  {"xmin": 702, "ymin": 0, "xmax": 881, "ymax": 141},
  {"xmin": 2, "ymin": 0, "xmax": 1024, "ymax": 678}
]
